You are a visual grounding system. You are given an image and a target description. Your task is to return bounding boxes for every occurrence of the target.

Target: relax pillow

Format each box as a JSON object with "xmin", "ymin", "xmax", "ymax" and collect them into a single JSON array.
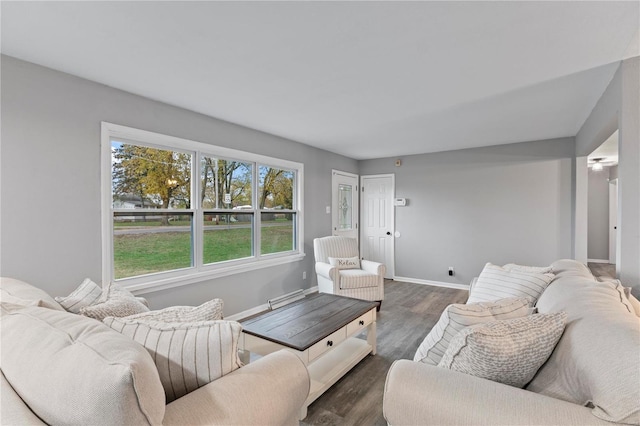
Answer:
[
  {"xmin": 124, "ymin": 298, "xmax": 224, "ymax": 322},
  {"xmin": 55, "ymin": 278, "xmax": 102, "ymax": 313},
  {"xmin": 104, "ymin": 316, "xmax": 243, "ymax": 402},
  {"xmin": 1, "ymin": 306, "xmax": 165, "ymax": 425},
  {"xmin": 467, "ymin": 263, "xmax": 555, "ymax": 304},
  {"xmin": 414, "ymin": 297, "xmax": 532, "ymax": 365},
  {"xmin": 80, "ymin": 282, "xmax": 149, "ymax": 321},
  {"xmin": 328, "ymin": 256, "xmax": 361, "ymax": 269},
  {"xmin": 438, "ymin": 312, "xmax": 567, "ymax": 388}
]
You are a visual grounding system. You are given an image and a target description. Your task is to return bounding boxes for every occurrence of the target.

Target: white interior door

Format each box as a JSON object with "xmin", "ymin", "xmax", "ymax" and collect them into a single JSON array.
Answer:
[
  {"xmin": 360, "ymin": 174, "xmax": 394, "ymax": 278},
  {"xmin": 609, "ymin": 179, "xmax": 618, "ymax": 265},
  {"xmin": 332, "ymin": 170, "xmax": 359, "ymax": 239}
]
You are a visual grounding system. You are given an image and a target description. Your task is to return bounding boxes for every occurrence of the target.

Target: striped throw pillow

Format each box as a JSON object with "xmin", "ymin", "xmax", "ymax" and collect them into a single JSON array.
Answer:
[
  {"xmin": 55, "ymin": 278, "xmax": 102, "ymax": 313},
  {"xmin": 414, "ymin": 297, "xmax": 532, "ymax": 365},
  {"xmin": 467, "ymin": 263, "xmax": 555, "ymax": 304},
  {"xmin": 103, "ymin": 317, "xmax": 243, "ymax": 402},
  {"xmin": 438, "ymin": 312, "xmax": 567, "ymax": 388}
]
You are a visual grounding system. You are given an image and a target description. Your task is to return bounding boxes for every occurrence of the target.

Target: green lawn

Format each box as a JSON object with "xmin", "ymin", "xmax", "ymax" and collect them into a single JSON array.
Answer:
[{"xmin": 113, "ymin": 224, "xmax": 294, "ymax": 279}]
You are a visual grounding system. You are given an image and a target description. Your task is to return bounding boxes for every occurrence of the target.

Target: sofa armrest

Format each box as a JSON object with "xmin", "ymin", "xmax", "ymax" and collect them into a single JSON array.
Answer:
[
  {"xmin": 1, "ymin": 370, "xmax": 47, "ymax": 426},
  {"xmin": 361, "ymin": 259, "xmax": 385, "ymax": 276},
  {"xmin": 315, "ymin": 261, "xmax": 337, "ymax": 281},
  {"xmin": 383, "ymin": 360, "xmax": 610, "ymax": 426},
  {"xmin": 163, "ymin": 350, "xmax": 310, "ymax": 426}
]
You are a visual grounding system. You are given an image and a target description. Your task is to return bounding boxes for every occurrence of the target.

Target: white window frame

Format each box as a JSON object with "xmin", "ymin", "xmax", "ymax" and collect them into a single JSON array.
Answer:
[{"xmin": 101, "ymin": 122, "xmax": 304, "ymax": 294}]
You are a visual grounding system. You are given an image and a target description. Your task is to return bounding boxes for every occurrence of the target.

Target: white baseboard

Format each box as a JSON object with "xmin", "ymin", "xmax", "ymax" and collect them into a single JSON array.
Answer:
[
  {"xmin": 226, "ymin": 286, "xmax": 318, "ymax": 321},
  {"xmin": 587, "ymin": 259, "xmax": 611, "ymax": 264},
  {"xmin": 393, "ymin": 276, "xmax": 470, "ymax": 291}
]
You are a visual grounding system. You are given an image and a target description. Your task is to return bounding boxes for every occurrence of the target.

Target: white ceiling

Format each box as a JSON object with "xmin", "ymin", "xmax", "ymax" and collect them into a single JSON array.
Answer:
[{"xmin": 1, "ymin": 1, "xmax": 638, "ymax": 160}]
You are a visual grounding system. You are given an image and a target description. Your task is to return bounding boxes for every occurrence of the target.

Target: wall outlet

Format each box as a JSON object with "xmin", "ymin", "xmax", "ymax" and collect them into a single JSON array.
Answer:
[
  {"xmin": 303, "ymin": 271, "xmax": 307, "ymax": 280},
  {"xmin": 448, "ymin": 267, "xmax": 454, "ymax": 276}
]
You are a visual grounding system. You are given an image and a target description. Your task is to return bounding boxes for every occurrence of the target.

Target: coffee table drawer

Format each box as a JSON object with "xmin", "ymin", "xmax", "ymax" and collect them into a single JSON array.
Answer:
[
  {"xmin": 309, "ymin": 328, "xmax": 346, "ymax": 362},
  {"xmin": 346, "ymin": 310, "xmax": 373, "ymax": 336}
]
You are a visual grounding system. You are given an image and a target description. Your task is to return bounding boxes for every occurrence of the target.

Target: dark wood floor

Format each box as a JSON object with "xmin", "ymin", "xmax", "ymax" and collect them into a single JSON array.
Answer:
[
  {"xmin": 587, "ymin": 262, "xmax": 616, "ymax": 280},
  {"xmin": 300, "ymin": 280, "xmax": 468, "ymax": 426}
]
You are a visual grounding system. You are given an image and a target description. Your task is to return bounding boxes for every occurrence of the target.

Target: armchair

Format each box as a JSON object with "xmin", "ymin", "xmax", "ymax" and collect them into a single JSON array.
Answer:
[{"xmin": 313, "ymin": 236, "xmax": 385, "ymax": 308}]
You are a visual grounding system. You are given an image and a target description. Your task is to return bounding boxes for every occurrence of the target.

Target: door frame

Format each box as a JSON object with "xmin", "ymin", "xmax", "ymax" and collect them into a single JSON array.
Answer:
[
  {"xmin": 609, "ymin": 178, "xmax": 618, "ymax": 265},
  {"xmin": 360, "ymin": 173, "xmax": 395, "ymax": 278}
]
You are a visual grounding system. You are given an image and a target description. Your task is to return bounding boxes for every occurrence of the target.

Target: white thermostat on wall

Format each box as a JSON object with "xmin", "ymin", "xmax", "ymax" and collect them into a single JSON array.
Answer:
[{"xmin": 394, "ymin": 198, "xmax": 407, "ymax": 206}]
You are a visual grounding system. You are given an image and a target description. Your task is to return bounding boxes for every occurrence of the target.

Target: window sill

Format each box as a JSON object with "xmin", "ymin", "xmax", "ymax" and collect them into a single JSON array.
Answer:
[{"xmin": 124, "ymin": 253, "xmax": 306, "ymax": 295}]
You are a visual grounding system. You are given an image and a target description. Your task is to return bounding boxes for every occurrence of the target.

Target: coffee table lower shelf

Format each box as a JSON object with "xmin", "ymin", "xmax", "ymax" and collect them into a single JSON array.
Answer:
[{"xmin": 306, "ymin": 337, "xmax": 372, "ymax": 407}]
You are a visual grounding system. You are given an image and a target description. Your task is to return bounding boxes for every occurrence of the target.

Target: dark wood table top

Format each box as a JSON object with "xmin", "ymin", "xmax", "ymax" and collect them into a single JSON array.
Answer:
[{"xmin": 240, "ymin": 293, "xmax": 377, "ymax": 351}]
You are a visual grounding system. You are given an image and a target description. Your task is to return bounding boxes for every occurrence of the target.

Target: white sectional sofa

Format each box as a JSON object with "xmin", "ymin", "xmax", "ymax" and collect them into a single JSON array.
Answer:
[
  {"xmin": 383, "ymin": 259, "xmax": 640, "ymax": 425},
  {"xmin": 0, "ymin": 278, "xmax": 310, "ymax": 425}
]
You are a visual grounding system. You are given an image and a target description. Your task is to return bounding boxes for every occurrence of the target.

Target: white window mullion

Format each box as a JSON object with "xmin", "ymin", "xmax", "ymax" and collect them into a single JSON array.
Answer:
[
  {"xmin": 193, "ymin": 151, "xmax": 203, "ymax": 271},
  {"xmin": 253, "ymin": 161, "xmax": 261, "ymax": 258}
]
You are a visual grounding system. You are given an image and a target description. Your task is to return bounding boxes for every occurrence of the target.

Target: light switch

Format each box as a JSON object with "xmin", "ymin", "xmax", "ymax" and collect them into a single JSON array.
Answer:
[{"xmin": 326, "ymin": 206, "xmax": 331, "ymax": 214}]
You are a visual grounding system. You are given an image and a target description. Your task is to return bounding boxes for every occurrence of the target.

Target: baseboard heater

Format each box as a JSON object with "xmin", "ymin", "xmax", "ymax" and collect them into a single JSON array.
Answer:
[{"xmin": 268, "ymin": 289, "xmax": 305, "ymax": 310}]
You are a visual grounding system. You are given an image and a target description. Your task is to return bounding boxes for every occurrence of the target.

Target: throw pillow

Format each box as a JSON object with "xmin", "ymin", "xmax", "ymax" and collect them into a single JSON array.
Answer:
[
  {"xmin": 413, "ymin": 297, "xmax": 532, "ymax": 365},
  {"xmin": 55, "ymin": 278, "xmax": 102, "ymax": 313},
  {"xmin": 503, "ymin": 263, "xmax": 553, "ymax": 274},
  {"xmin": 1, "ymin": 306, "xmax": 165, "ymax": 425},
  {"xmin": 79, "ymin": 282, "xmax": 149, "ymax": 321},
  {"xmin": 103, "ymin": 316, "xmax": 243, "ymax": 403},
  {"xmin": 124, "ymin": 298, "xmax": 224, "ymax": 322},
  {"xmin": 467, "ymin": 263, "xmax": 555, "ymax": 304},
  {"xmin": 328, "ymin": 256, "xmax": 361, "ymax": 269},
  {"xmin": 438, "ymin": 311, "xmax": 567, "ymax": 388}
]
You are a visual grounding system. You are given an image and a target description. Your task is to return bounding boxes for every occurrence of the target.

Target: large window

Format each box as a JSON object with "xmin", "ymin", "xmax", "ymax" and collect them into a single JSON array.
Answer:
[{"xmin": 102, "ymin": 123, "xmax": 304, "ymax": 292}]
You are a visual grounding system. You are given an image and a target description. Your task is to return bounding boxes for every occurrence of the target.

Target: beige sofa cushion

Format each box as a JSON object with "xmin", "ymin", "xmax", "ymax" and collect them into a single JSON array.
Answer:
[
  {"xmin": 438, "ymin": 312, "xmax": 567, "ymax": 388},
  {"xmin": 529, "ymin": 275, "xmax": 640, "ymax": 424},
  {"xmin": 0, "ymin": 277, "xmax": 64, "ymax": 311},
  {"xmin": 414, "ymin": 297, "xmax": 532, "ymax": 365},
  {"xmin": 467, "ymin": 263, "xmax": 555, "ymax": 304},
  {"xmin": 104, "ymin": 316, "xmax": 243, "ymax": 403},
  {"xmin": 0, "ymin": 306, "xmax": 165, "ymax": 425},
  {"xmin": 503, "ymin": 263, "xmax": 552, "ymax": 274},
  {"xmin": 549, "ymin": 258, "xmax": 596, "ymax": 279}
]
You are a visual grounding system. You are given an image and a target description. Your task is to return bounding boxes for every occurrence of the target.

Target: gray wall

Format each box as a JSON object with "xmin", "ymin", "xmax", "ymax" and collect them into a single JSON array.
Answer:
[
  {"xmin": 587, "ymin": 168, "xmax": 610, "ymax": 261},
  {"xmin": 0, "ymin": 55, "xmax": 357, "ymax": 315},
  {"xmin": 358, "ymin": 138, "xmax": 575, "ymax": 286},
  {"xmin": 576, "ymin": 56, "xmax": 640, "ymax": 295}
]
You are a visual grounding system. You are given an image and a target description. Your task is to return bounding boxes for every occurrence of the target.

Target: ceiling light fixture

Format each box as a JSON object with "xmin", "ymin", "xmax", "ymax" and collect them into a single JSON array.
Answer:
[{"xmin": 591, "ymin": 158, "xmax": 604, "ymax": 171}]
